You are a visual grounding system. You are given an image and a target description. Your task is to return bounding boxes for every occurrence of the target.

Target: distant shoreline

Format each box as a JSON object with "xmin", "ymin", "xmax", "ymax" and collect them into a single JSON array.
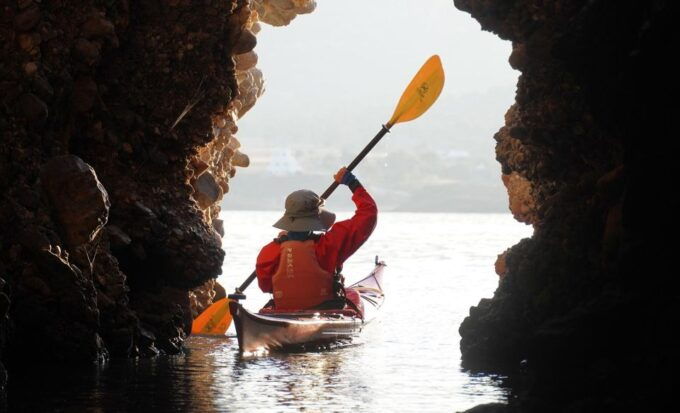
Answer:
[{"xmin": 219, "ymin": 207, "xmax": 511, "ymax": 214}]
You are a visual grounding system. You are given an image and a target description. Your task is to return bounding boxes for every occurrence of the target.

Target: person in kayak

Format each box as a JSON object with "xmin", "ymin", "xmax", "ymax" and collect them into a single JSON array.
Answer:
[{"xmin": 255, "ymin": 167, "xmax": 377, "ymax": 311}]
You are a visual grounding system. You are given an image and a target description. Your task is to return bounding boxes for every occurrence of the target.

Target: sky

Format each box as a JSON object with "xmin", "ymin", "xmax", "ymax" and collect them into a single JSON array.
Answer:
[{"xmin": 228, "ymin": 0, "xmax": 519, "ymax": 211}]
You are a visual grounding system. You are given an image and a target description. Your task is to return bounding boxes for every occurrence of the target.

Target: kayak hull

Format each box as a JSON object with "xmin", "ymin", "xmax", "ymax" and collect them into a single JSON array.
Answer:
[{"xmin": 230, "ymin": 262, "xmax": 385, "ymax": 353}]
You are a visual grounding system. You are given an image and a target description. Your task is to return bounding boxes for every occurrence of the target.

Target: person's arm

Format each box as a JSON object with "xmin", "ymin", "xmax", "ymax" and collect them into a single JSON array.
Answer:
[
  {"xmin": 255, "ymin": 241, "xmax": 281, "ymax": 293},
  {"xmin": 317, "ymin": 168, "xmax": 378, "ymax": 272}
]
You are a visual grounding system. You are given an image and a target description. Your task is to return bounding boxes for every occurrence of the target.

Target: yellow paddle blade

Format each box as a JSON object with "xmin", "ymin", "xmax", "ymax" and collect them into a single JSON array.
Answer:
[
  {"xmin": 387, "ymin": 55, "xmax": 445, "ymax": 127},
  {"xmin": 191, "ymin": 297, "xmax": 232, "ymax": 335}
]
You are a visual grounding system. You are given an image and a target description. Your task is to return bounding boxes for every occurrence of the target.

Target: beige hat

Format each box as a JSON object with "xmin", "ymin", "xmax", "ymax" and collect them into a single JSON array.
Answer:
[{"xmin": 273, "ymin": 189, "xmax": 336, "ymax": 232}]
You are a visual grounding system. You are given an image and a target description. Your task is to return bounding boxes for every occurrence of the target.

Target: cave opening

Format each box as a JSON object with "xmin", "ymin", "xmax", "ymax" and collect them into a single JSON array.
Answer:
[
  {"xmin": 7, "ymin": 0, "xmax": 675, "ymax": 410},
  {"xmin": 231, "ymin": 0, "xmax": 522, "ymax": 215},
  {"xmin": 211, "ymin": 1, "xmax": 532, "ymax": 410}
]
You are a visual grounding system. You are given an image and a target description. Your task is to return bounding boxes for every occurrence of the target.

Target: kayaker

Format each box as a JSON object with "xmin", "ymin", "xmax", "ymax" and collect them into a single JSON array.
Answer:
[{"xmin": 255, "ymin": 167, "xmax": 377, "ymax": 311}]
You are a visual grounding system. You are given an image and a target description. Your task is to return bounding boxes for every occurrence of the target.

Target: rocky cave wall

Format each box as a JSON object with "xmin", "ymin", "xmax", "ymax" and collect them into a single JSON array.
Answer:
[
  {"xmin": 0, "ymin": 0, "xmax": 316, "ymax": 394},
  {"xmin": 5, "ymin": 0, "xmax": 677, "ymax": 409},
  {"xmin": 454, "ymin": 0, "xmax": 679, "ymax": 411}
]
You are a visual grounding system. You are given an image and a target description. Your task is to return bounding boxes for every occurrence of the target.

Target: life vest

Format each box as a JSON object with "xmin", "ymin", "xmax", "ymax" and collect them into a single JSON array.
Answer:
[{"xmin": 272, "ymin": 239, "xmax": 335, "ymax": 310}]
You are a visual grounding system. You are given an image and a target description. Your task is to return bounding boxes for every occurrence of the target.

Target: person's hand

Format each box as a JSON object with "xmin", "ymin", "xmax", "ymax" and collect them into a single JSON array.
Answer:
[
  {"xmin": 334, "ymin": 167, "xmax": 348, "ymax": 184},
  {"xmin": 334, "ymin": 167, "xmax": 356, "ymax": 185}
]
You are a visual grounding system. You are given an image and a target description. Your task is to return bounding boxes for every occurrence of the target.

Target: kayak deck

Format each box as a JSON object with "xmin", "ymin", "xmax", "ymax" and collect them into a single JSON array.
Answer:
[{"xmin": 230, "ymin": 262, "xmax": 385, "ymax": 353}]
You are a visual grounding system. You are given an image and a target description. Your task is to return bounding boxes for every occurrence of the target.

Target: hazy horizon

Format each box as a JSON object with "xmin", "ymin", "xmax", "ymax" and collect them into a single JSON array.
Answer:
[{"xmin": 225, "ymin": 0, "xmax": 519, "ymax": 212}]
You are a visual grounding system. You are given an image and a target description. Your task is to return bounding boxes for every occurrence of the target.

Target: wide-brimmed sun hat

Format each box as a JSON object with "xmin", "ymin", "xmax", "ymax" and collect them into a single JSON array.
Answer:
[{"xmin": 273, "ymin": 189, "xmax": 336, "ymax": 232}]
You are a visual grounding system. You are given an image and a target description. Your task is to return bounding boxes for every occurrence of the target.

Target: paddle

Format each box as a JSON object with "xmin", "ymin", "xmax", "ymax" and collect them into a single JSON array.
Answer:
[{"xmin": 191, "ymin": 55, "xmax": 445, "ymax": 335}]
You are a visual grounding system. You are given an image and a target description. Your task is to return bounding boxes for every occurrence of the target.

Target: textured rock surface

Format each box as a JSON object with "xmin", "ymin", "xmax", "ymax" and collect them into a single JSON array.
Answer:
[
  {"xmin": 1, "ymin": 1, "xmax": 313, "ymax": 402},
  {"xmin": 189, "ymin": 279, "xmax": 227, "ymax": 319},
  {"xmin": 455, "ymin": 0, "xmax": 679, "ymax": 411},
  {"xmin": 252, "ymin": 0, "xmax": 316, "ymax": 27},
  {"xmin": 501, "ymin": 172, "xmax": 535, "ymax": 225},
  {"xmin": 40, "ymin": 155, "xmax": 110, "ymax": 248},
  {"xmin": 0, "ymin": 0, "xmax": 286, "ymax": 396}
]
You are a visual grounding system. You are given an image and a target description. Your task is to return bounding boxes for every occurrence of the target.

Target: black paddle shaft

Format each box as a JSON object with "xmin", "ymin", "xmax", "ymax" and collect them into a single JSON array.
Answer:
[
  {"xmin": 320, "ymin": 124, "xmax": 391, "ymax": 200},
  {"xmin": 230, "ymin": 270, "xmax": 257, "ymax": 298},
  {"xmin": 231, "ymin": 123, "xmax": 392, "ymax": 299}
]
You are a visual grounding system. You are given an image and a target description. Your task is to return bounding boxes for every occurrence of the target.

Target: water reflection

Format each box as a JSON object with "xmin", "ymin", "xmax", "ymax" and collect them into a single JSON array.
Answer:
[
  {"xmin": 8, "ymin": 213, "xmax": 531, "ymax": 412},
  {"xmin": 195, "ymin": 337, "xmax": 371, "ymax": 412},
  {"xmin": 8, "ymin": 318, "xmax": 507, "ymax": 413}
]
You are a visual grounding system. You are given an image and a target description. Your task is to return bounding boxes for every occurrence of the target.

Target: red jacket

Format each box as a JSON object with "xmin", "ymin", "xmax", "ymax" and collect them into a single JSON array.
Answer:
[{"xmin": 256, "ymin": 186, "xmax": 378, "ymax": 293}]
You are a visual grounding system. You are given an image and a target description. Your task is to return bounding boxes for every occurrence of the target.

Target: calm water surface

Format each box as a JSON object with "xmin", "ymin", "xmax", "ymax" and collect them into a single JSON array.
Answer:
[{"xmin": 9, "ymin": 211, "xmax": 532, "ymax": 412}]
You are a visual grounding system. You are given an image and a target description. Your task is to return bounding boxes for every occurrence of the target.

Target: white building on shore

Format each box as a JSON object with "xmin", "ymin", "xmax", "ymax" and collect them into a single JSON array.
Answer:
[{"xmin": 266, "ymin": 148, "xmax": 302, "ymax": 176}]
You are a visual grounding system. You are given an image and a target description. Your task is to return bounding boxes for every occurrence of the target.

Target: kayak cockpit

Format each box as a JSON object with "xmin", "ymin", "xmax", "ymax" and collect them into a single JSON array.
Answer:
[{"xmin": 230, "ymin": 262, "xmax": 385, "ymax": 353}]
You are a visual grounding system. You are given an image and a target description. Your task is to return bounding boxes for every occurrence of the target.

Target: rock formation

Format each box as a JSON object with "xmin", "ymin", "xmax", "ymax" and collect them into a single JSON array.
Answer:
[
  {"xmin": 455, "ymin": 0, "xmax": 679, "ymax": 411},
  {"xmin": 252, "ymin": 0, "xmax": 316, "ymax": 27},
  {"xmin": 9, "ymin": 0, "xmax": 673, "ymax": 410},
  {"xmin": 0, "ymin": 0, "xmax": 316, "ymax": 397}
]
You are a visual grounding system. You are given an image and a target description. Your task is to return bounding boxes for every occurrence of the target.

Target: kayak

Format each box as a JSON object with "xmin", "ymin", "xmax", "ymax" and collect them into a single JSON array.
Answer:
[{"xmin": 229, "ymin": 260, "xmax": 386, "ymax": 353}]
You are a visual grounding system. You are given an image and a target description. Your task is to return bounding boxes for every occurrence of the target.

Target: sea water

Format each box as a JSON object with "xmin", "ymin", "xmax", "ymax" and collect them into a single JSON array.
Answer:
[{"xmin": 8, "ymin": 211, "xmax": 532, "ymax": 412}]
